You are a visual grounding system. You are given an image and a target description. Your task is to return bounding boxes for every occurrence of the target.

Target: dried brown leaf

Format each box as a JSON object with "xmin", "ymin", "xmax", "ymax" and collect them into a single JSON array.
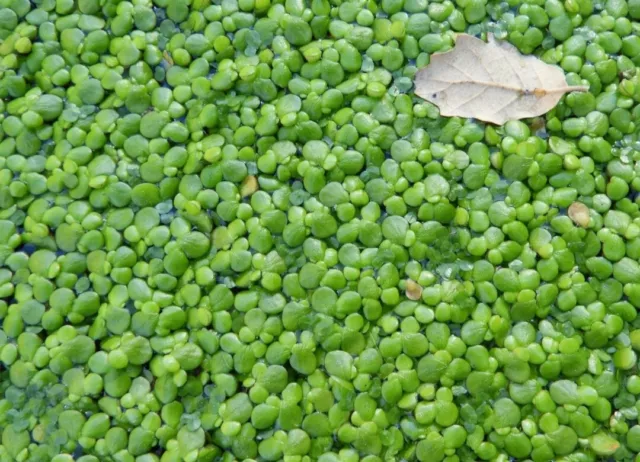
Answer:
[
  {"xmin": 406, "ymin": 279, "xmax": 423, "ymax": 301},
  {"xmin": 568, "ymin": 202, "xmax": 590, "ymax": 228},
  {"xmin": 414, "ymin": 34, "xmax": 589, "ymax": 125},
  {"xmin": 163, "ymin": 50, "xmax": 174, "ymax": 66},
  {"xmin": 241, "ymin": 175, "xmax": 259, "ymax": 197}
]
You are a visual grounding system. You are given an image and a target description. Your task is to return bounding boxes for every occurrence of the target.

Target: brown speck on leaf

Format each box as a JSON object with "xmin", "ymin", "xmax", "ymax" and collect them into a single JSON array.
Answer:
[
  {"xmin": 588, "ymin": 432, "xmax": 621, "ymax": 456},
  {"xmin": 241, "ymin": 176, "xmax": 259, "ymax": 197},
  {"xmin": 568, "ymin": 202, "xmax": 590, "ymax": 228},
  {"xmin": 406, "ymin": 279, "xmax": 423, "ymax": 301}
]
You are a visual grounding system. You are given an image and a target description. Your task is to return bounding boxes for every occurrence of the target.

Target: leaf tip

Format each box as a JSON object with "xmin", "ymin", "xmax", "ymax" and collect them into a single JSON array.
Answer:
[{"xmin": 568, "ymin": 84, "xmax": 590, "ymax": 92}]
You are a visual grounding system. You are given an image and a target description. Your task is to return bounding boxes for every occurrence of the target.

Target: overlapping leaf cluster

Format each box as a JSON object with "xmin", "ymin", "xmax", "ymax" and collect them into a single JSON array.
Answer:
[{"xmin": 1, "ymin": 0, "xmax": 640, "ymax": 461}]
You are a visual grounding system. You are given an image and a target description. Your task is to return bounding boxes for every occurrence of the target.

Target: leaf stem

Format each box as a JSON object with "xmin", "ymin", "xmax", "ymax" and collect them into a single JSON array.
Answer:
[{"xmin": 545, "ymin": 85, "xmax": 590, "ymax": 94}]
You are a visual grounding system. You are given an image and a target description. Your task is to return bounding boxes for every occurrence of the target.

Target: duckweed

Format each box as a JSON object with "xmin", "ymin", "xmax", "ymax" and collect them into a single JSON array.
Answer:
[{"xmin": 1, "ymin": 0, "xmax": 640, "ymax": 461}]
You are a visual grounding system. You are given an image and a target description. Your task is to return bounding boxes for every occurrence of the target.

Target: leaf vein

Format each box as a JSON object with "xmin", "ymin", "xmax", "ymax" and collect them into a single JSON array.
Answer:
[
  {"xmin": 449, "ymin": 86, "xmax": 488, "ymax": 111},
  {"xmin": 446, "ymin": 61, "xmax": 474, "ymax": 80},
  {"xmin": 500, "ymin": 47, "xmax": 524, "ymax": 89}
]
